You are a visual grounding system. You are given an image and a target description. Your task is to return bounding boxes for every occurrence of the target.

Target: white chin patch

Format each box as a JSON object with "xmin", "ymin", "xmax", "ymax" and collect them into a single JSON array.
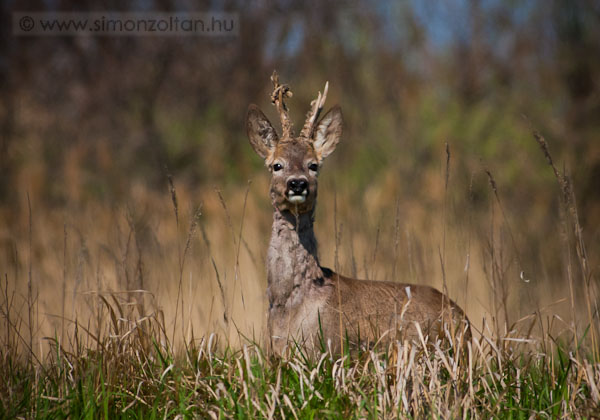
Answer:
[{"xmin": 288, "ymin": 195, "xmax": 306, "ymax": 204}]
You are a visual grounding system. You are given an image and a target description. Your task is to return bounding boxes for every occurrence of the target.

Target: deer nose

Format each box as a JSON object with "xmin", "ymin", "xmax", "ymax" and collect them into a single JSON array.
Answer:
[{"xmin": 287, "ymin": 178, "xmax": 308, "ymax": 194}]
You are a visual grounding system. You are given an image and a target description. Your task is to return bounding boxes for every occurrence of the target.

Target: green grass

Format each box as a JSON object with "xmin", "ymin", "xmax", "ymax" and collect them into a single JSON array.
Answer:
[{"xmin": 2, "ymin": 314, "xmax": 598, "ymax": 419}]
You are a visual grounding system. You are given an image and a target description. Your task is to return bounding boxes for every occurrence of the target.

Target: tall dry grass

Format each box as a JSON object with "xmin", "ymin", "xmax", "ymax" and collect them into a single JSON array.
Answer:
[
  {"xmin": 1, "ymin": 129, "xmax": 598, "ymax": 355},
  {"xmin": 0, "ymin": 128, "xmax": 599, "ymax": 417}
]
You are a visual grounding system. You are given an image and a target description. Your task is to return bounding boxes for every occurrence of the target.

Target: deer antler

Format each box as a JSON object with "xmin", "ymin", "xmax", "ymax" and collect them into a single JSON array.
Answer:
[
  {"xmin": 299, "ymin": 80, "xmax": 329, "ymax": 140},
  {"xmin": 270, "ymin": 71, "xmax": 293, "ymax": 139}
]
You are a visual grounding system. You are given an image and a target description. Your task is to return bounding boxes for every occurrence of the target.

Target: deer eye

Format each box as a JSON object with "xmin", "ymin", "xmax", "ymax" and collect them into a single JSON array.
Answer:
[
  {"xmin": 273, "ymin": 163, "xmax": 283, "ymax": 172},
  {"xmin": 308, "ymin": 163, "xmax": 319, "ymax": 172}
]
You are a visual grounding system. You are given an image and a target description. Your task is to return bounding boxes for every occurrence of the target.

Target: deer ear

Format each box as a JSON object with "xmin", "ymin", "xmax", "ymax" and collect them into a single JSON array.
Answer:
[
  {"xmin": 246, "ymin": 105, "xmax": 278, "ymax": 160},
  {"xmin": 313, "ymin": 106, "xmax": 343, "ymax": 161}
]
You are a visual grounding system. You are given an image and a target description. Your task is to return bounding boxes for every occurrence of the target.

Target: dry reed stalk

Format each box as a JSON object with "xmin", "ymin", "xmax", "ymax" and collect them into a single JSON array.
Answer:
[
  {"xmin": 234, "ymin": 181, "xmax": 252, "ymax": 311},
  {"xmin": 441, "ymin": 142, "xmax": 450, "ymax": 298},
  {"xmin": 533, "ymin": 130, "xmax": 597, "ymax": 361},
  {"xmin": 62, "ymin": 222, "xmax": 67, "ymax": 344},
  {"xmin": 216, "ymin": 188, "xmax": 242, "ymax": 323},
  {"xmin": 369, "ymin": 222, "xmax": 381, "ymax": 281},
  {"xmin": 200, "ymin": 221, "xmax": 229, "ymax": 328},
  {"xmin": 27, "ymin": 192, "xmax": 34, "ymax": 364},
  {"xmin": 333, "ymin": 190, "xmax": 344, "ymax": 354},
  {"xmin": 391, "ymin": 197, "xmax": 400, "ymax": 281}
]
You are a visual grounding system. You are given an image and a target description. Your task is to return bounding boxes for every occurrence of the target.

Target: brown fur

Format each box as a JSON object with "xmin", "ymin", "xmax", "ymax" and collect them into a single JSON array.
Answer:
[{"xmin": 246, "ymin": 74, "xmax": 469, "ymax": 355}]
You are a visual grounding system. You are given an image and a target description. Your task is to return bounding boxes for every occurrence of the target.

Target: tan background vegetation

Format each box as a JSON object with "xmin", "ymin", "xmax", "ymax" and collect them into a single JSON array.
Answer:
[{"xmin": 1, "ymin": 0, "xmax": 599, "ymax": 355}]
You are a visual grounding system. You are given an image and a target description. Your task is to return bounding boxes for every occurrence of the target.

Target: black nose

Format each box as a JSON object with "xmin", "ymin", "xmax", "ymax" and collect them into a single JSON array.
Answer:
[{"xmin": 287, "ymin": 179, "xmax": 308, "ymax": 194}]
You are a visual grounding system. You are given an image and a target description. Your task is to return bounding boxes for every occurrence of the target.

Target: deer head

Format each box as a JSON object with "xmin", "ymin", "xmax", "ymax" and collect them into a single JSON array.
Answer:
[{"xmin": 246, "ymin": 72, "xmax": 343, "ymax": 214}]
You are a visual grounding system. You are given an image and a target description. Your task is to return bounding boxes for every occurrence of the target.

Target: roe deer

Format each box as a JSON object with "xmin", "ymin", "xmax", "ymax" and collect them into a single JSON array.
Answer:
[{"xmin": 246, "ymin": 72, "xmax": 470, "ymax": 355}]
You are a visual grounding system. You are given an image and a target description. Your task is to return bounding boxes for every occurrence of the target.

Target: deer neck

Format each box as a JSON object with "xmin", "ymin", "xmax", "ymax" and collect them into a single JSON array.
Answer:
[{"xmin": 266, "ymin": 207, "xmax": 322, "ymax": 308}]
